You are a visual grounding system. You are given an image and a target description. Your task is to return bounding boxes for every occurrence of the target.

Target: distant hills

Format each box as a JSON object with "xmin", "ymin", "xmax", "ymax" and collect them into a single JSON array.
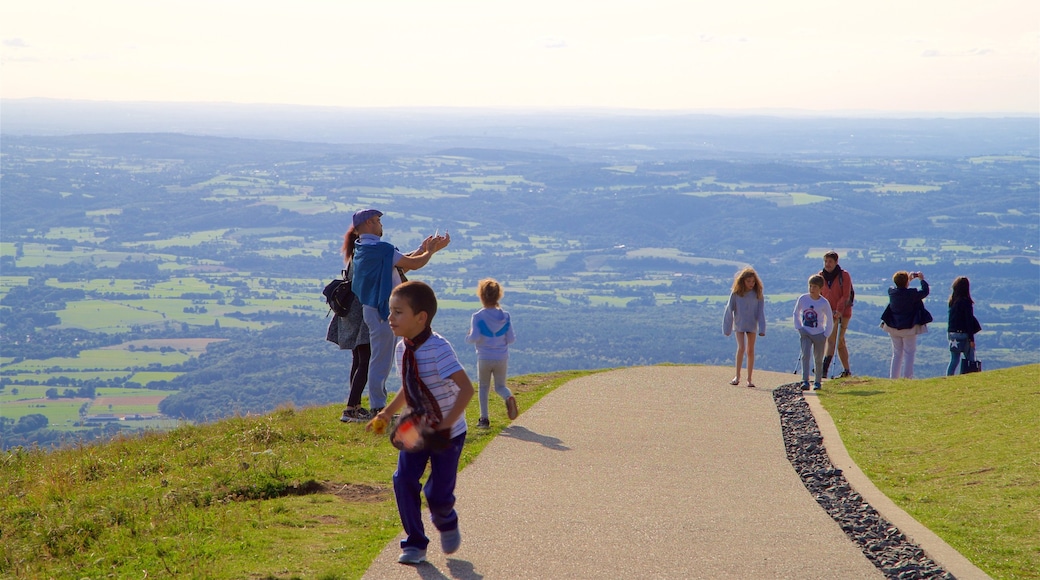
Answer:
[{"xmin": 1, "ymin": 103, "xmax": 1037, "ymax": 446}]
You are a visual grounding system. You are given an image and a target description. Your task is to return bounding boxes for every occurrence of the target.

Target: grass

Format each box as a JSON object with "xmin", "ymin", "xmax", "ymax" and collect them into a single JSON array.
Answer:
[
  {"xmin": 818, "ymin": 364, "xmax": 1040, "ymax": 580},
  {"xmin": 0, "ymin": 371, "xmax": 593, "ymax": 579}
]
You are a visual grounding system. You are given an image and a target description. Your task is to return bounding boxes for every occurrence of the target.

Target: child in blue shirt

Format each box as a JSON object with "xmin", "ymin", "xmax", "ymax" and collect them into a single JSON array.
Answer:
[
  {"xmin": 465, "ymin": 278, "xmax": 517, "ymax": 428},
  {"xmin": 367, "ymin": 281, "xmax": 474, "ymax": 565}
]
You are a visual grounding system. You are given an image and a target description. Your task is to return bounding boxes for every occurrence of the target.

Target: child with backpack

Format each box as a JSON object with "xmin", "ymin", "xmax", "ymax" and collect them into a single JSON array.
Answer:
[{"xmin": 794, "ymin": 275, "xmax": 834, "ymax": 391}]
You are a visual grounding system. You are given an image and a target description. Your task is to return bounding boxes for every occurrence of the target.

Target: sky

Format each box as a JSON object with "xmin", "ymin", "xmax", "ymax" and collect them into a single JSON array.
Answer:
[{"xmin": 2, "ymin": 0, "xmax": 1038, "ymax": 115}]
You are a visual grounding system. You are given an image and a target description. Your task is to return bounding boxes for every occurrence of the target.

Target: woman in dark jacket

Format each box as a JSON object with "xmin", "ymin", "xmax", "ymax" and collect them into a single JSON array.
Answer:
[
  {"xmin": 947, "ymin": 276, "xmax": 982, "ymax": 375},
  {"xmin": 880, "ymin": 270, "xmax": 931, "ymax": 379}
]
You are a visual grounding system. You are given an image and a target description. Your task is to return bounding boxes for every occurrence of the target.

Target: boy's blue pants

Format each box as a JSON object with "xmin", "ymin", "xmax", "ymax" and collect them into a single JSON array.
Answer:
[{"xmin": 393, "ymin": 431, "xmax": 466, "ymax": 550}]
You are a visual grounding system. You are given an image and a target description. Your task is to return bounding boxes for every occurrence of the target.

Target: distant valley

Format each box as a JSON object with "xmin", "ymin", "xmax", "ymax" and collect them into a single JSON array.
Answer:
[{"xmin": 1, "ymin": 105, "xmax": 1037, "ymax": 449}]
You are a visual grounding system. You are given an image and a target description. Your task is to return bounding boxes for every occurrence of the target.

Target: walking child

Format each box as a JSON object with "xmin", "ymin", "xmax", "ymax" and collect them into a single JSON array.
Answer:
[
  {"xmin": 793, "ymin": 275, "xmax": 834, "ymax": 391},
  {"xmin": 465, "ymin": 278, "xmax": 517, "ymax": 428},
  {"xmin": 366, "ymin": 281, "xmax": 474, "ymax": 565},
  {"xmin": 722, "ymin": 267, "xmax": 766, "ymax": 388}
]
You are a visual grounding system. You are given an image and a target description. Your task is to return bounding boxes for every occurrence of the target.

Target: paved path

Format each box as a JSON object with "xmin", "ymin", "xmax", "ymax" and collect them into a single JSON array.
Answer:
[{"xmin": 362, "ymin": 365, "xmax": 983, "ymax": 579}]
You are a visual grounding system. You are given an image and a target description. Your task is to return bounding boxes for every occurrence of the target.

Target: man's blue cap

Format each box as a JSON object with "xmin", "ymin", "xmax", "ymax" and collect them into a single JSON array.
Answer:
[{"xmin": 352, "ymin": 209, "xmax": 383, "ymax": 228}]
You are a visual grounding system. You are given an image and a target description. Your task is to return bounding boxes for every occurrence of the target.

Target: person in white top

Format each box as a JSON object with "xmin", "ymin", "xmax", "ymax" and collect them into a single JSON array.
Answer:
[{"xmin": 793, "ymin": 275, "xmax": 834, "ymax": 391}]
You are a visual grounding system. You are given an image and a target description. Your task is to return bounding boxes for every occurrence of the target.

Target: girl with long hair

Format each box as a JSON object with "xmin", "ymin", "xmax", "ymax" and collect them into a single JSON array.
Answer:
[
  {"xmin": 722, "ymin": 267, "xmax": 766, "ymax": 388},
  {"xmin": 947, "ymin": 276, "xmax": 982, "ymax": 375}
]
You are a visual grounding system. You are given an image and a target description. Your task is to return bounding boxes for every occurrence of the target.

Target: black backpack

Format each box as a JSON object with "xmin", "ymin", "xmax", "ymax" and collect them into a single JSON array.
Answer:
[{"xmin": 322, "ymin": 270, "xmax": 356, "ymax": 317}]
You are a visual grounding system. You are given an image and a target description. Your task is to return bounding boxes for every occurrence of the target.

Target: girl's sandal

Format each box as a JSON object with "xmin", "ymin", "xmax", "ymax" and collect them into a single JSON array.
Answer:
[
  {"xmin": 746, "ymin": 382, "xmax": 756, "ymax": 388},
  {"xmin": 729, "ymin": 377, "xmax": 740, "ymax": 385}
]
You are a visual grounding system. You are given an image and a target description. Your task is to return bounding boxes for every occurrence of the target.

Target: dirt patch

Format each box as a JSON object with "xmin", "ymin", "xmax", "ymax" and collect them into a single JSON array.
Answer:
[
  {"xmin": 322, "ymin": 481, "xmax": 391, "ymax": 503},
  {"xmin": 507, "ymin": 370, "xmax": 587, "ymax": 394},
  {"xmin": 93, "ymin": 395, "xmax": 167, "ymax": 407}
]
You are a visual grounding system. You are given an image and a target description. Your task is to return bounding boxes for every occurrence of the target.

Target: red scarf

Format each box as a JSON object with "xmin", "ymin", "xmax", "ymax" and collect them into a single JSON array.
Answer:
[{"xmin": 401, "ymin": 328, "xmax": 443, "ymax": 423}]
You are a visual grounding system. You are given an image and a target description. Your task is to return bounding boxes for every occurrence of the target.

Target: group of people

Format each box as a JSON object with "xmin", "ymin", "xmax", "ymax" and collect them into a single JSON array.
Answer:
[
  {"xmin": 723, "ymin": 251, "xmax": 982, "ymax": 389},
  {"xmin": 334, "ymin": 210, "xmax": 984, "ymax": 567},
  {"xmin": 330, "ymin": 208, "xmax": 518, "ymax": 565},
  {"xmin": 879, "ymin": 272, "xmax": 982, "ymax": 378},
  {"xmin": 723, "ymin": 251, "xmax": 853, "ymax": 391}
]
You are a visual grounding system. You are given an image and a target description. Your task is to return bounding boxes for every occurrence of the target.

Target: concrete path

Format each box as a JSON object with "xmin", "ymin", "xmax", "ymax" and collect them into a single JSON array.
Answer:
[{"xmin": 362, "ymin": 365, "xmax": 976, "ymax": 579}]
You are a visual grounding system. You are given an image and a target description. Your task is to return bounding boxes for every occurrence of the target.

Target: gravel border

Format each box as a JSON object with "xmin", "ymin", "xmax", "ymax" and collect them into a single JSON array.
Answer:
[{"xmin": 773, "ymin": 383, "xmax": 955, "ymax": 580}]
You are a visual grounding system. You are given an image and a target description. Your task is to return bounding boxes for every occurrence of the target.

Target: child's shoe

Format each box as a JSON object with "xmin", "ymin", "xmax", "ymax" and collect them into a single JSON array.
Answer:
[
  {"xmin": 800, "ymin": 381, "xmax": 810, "ymax": 391},
  {"xmin": 505, "ymin": 396, "xmax": 518, "ymax": 420},
  {"xmin": 813, "ymin": 382, "xmax": 822, "ymax": 391},
  {"xmin": 440, "ymin": 527, "xmax": 461, "ymax": 555},
  {"xmin": 398, "ymin": 547, "xmax": 426, "ymax": 565},
  {"xmin": 476, "ymin": 417, "xmax": 490, "ymax": 429}
]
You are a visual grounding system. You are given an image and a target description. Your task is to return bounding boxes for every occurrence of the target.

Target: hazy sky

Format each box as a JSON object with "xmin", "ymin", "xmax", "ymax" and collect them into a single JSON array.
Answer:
[{"xmin": 2, "ymin": 0, "xmax": 1038, "ymax": 114}]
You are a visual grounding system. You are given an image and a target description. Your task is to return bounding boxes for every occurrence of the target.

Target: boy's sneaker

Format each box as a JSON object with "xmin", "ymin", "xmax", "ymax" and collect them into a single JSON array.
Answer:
[
  {"xmin": 505, "ymin": 396, "xmax": 518, "ymax": 420},
  {"xmin": 800, "ymin": 381, "xmax": 810, "ymax": 391},
  {"xmin": 813, "ymin": 382, "xmax": 822, "ymax": 391},
  {"xmin": 838, "ymin": 370, "xmax": 852, "ymax": 378},
  {"xmin": 339, "ymin": 407, "xmax": 370, "ymax": 423},
  {"xmin": 398, "ymin": 547, "xmax": 426, "ymax": 565},
  {"xmin": 440, "ymin": 527, "xmax": 461, "ymax": 555},
  {"xmin": 476, "ymin": 417, "xmax": 490, "ymax": 429}
]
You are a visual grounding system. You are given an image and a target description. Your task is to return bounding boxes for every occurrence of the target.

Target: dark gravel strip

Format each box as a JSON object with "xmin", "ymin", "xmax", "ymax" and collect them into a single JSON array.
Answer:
[{"xmin": 773, "ymin": 383, "xmax": 955, "ymax": 580}]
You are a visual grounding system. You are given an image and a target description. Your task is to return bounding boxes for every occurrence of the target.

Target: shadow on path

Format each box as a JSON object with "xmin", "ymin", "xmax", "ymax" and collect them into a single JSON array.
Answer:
[{"xmin": 497, "ymin": 425, "xmax": 569, "ymax": 451}]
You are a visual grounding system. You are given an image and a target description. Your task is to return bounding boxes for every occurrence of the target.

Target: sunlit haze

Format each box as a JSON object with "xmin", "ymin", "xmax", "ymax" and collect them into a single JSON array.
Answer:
[{"xmin": 2, "ymin": 0, "xmax": 1038, "ymax": 114}]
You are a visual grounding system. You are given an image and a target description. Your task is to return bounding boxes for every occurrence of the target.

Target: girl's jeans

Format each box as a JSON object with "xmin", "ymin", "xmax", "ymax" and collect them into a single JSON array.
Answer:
[
  {"xmin": 477, "ymin": 358, "xmax": 513, "ymax": 419},
  {"xmin": 947, "ymin": 332, "xmax": 976, "ymax": 376}
]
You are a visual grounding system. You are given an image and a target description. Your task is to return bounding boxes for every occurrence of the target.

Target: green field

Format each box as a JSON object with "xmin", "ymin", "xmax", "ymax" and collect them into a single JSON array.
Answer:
[{"xmin": 1, "ymin": 385, "xmax": 179, "ymax": 432}]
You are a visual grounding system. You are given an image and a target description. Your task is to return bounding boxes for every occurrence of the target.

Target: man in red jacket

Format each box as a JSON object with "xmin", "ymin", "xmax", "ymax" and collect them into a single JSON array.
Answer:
[{"xmin": 819, "ymin": 251, "xmax": 853, "ymax": 378}]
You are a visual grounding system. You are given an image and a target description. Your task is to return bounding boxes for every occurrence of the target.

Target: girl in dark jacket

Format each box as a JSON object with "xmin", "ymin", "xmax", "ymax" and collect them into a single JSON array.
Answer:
[
  {"xmin": 947, "ymin": 277, "xmax": 982, "ymax": 375},
  {"xmin": 881, "ymin": 270, "xmax": 931, "ymax": 379}
]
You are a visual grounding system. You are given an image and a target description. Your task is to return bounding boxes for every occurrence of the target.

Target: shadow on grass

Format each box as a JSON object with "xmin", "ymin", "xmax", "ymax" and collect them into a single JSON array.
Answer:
[
  {"xmin": 498, "ymin": 425, "xmax": 569, "ymax": 451},
  {"xmin": 836, "ymin": 390, "xmax": 887, "ymax": 397}
]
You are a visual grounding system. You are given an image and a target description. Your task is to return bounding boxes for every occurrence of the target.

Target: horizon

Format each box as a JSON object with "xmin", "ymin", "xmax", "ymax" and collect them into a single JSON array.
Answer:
[
  {"xmin": 3, "ymin": 96, "xmax": 1038, "ymax": 120},
  {"xmin": 2, "ymin": 1, "xmax": 1037, "ymax": 115}
]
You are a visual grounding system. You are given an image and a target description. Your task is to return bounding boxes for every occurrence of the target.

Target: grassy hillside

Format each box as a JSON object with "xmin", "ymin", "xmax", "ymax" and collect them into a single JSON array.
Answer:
[
  {"xmin": 0, "ymin": 371, "xmax": 593, "ymax": 579},
  {"xmin": 818, "ymin": 364, "xmax": 1040, "ymax": 580},
  {"xmin": 3, "ymin": 365, "xmax": 1037, "ymax": 579}
]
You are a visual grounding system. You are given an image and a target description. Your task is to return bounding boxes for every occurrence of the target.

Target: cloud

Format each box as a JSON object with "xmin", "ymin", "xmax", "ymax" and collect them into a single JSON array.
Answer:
[
  {"xmin": 3, "ymin": 38, "xmax": 29, "ymax": 48},
  {"xmin": 542, "ymin": 37, "xmax": 569, "ymax": 49},
  {"xmin": 922, "ymin": 47, "xmax": 996, "ymax": 58}
]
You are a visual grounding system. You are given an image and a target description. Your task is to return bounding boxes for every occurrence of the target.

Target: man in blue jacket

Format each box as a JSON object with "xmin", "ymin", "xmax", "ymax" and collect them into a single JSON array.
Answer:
[{"xmin": 351, "ymin": 209, "xmax": 450, "ymax": 413}]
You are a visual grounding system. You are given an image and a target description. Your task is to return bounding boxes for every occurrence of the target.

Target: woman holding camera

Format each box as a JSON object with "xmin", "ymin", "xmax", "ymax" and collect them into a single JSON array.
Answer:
[{"xmin": 880, "ymin": 270, "xmax": 931, "ymax": 379}]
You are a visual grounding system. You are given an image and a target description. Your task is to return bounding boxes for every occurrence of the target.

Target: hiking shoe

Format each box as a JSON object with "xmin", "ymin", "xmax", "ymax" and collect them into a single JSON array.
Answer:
[
  {"xmin": 339, "ymin": 407, "xmax": 370, "ymax": 423},
  {"xmin": 801, "ymin": 381, "xmax": 810, "ymax": 391},
  {"xmin": 477, "ymin": 417, "xmax": 490, "ymax": 429},
  {"xmin": 440, "ymin": 527, "xmax": 461, "ymax": 555},
  {"xmin": 821, "ymin": 356, "xmax": 833, "ymax": 378},
  {"xmin": 398, "ymin": 547, "xmax": 426, "ymax": 565},
  {"xmin": 505, "ymin": 396, "xmax": 518, "ymax": 420},
  {"xmin": 838, "ymin": 370, "xmax": 852, "ymax": 378}
]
